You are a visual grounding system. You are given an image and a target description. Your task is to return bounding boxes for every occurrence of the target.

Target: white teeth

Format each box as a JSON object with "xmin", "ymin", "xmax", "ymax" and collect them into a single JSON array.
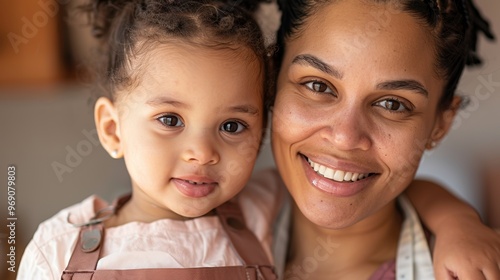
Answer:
[
  {"xmin": 314, "ymin": 162, "xmax": 320, "ymax": 172},
  {"xmin": 344, "ymin": 172, "xmax": 353, "ymax": 181},
  {"xmin": 324, "ymin": 168, "xmax": 334, "ymax": 179},
  {"xmin": 307, "ymin": 158, "xmax": 369, "ymax": 182},
  {"xmin": 333, "ymin": 170, "xmax": 345, "ymax": 181},
  {"xmin": 187, "ymin": 180, "xmax": 204, "ymax": 185},
  {"xmin": 351, "ymin": 173, "xmax": 359, "ymax": 181},
  {"xmin": 319, "ymin": 165, "xmax": 326, "ymax": 174}
]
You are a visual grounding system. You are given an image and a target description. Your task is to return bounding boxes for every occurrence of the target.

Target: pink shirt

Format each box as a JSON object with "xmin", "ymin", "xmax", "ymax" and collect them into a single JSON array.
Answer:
[
  {"xmin": 370, "ymin": 260, "xmax": 396, "ymax": 280},
  {"xmin": 17, "ymin": 169, "xmax": 286, "ymax": 280}
]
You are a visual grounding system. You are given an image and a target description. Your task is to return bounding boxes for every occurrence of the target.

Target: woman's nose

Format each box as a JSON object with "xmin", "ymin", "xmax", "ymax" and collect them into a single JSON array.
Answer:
[{"xmin": 321, "ymin": 107, "xmax": 372, "ymax": 151}]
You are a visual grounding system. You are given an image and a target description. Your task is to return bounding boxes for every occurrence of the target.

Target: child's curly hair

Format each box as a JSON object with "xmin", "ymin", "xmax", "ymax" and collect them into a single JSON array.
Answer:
[{"xmin": 81, "ymin": 0, "xmax": 271, "ymax": 102}]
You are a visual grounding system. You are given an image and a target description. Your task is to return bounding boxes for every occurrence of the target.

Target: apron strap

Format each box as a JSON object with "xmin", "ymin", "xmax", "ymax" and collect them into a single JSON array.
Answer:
[
  {"xmin": 62, "ymin": 195, "xmax": 129, "ymax": 280},
  {"xmin": 62, "ymin": 196, "xmax": 276, "ymax": 279},
  {"xmin": 86, "ymin": 266, "xmax": 275, "ymax": 280},
  {"xmin": 62, "ymin": 223, "xmax": 104, "ymax": 280},
  {"xmin": 215, "ymin": 200, "xmax": 273, "ymax": 266}
]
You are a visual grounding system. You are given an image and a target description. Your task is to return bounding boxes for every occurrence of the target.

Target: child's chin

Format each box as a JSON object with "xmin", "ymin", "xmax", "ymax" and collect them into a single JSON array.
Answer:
[{"xmin": 178, "ymin": 207, "xmax": 215, "ymax": 219}]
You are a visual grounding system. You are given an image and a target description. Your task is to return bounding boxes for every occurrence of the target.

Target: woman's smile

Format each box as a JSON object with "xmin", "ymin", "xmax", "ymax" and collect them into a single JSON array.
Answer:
[
  {"xmin": 306, "ymin": 157, "xmax": 373, "ymax": 182},
  {"xmin": 301, "ymin": 154, "xmax": 378, "ymax": 197}
]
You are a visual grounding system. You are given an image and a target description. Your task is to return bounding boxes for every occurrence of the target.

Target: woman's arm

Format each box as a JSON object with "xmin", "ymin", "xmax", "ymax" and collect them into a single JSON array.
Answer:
[{"xmin": 406, "ymin": 179, "xmax": 500, "ymax": 280}]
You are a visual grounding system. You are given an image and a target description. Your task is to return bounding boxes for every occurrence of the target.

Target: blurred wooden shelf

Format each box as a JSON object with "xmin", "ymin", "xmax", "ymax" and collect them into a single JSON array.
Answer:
[{"xmin": 0, "ymin": 0, "xmax": 68, "ymax": 87}]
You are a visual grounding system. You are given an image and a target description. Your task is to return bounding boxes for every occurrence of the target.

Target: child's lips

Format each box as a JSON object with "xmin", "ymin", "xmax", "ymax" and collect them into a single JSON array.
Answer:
[{"xmin": 172, "ymin": 176, "xmax": 218, "ymax": 198}]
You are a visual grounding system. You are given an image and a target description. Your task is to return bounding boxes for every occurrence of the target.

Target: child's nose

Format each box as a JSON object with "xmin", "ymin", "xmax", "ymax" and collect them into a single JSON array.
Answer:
[{"xmin": 181, "ymin": 131, "xmax": 220, "ymax": 165}]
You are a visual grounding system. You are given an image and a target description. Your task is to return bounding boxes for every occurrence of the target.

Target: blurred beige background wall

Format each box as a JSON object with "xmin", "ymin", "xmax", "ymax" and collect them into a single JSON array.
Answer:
[{"xmin": 0, "ymin": 0, "xmax": 499, "ymax": 279}]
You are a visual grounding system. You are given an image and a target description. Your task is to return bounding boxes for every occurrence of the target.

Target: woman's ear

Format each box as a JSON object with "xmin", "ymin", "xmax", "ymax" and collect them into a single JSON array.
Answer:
[
  {"xmin": 95, "ymin": 97, "xmax": 122, "ymax": 158},
  {"xmin": 427, "ymin": 96, "xmax": 462, "ymax": 149}
]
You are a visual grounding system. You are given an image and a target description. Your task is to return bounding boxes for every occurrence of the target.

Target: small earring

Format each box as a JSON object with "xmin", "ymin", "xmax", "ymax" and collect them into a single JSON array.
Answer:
[
  {"xmin": 111, "ymin": 150, "xmax": 119, "ymax": 158},
  {"xmin": 428, "ymin": 141, "xmax": 437, "ymax": 149}
]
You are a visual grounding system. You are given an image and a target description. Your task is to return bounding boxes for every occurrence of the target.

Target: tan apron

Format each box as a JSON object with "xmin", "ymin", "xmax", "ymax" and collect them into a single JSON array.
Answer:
[{"xmin": 61, "ymin": 195, "xmax": 277, "ymax": 280}]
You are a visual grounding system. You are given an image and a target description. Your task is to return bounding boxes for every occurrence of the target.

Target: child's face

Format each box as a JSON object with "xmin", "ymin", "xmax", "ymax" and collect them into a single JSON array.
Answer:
[{"xmin": 114, "ymin": 44, "xmax": 264, "ymax": 220}]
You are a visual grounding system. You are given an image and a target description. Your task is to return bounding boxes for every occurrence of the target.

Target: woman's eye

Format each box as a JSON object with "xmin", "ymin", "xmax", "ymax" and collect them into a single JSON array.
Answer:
[
  {"xmin": 157, "ymin": 114, "xmax": 184, "ymax": 127},
  {"xmin": 304, "ymin": 81, "xmax": 334, "ymax": 94},
  {"xmin": 221, "ymin": 121, "xmax": 246, "ymax": 134},
  {"xmin": 375, "ymin": 99, "xmax": 409, "ymax": 112}
]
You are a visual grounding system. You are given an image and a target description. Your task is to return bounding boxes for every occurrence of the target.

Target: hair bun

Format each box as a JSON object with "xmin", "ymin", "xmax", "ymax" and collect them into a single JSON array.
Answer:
[
  {"xmin": 465, "ymin": 0, "xmax": 495, "ymax": 66},
  {"xmin": 82, "ymin": 0, "xmax": 139, "ymax": 39}
]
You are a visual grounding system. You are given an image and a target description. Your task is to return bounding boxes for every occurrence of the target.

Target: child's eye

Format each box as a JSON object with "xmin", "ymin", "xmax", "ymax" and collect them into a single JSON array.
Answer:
[
  {"xmin": 374, "ymin": 98, "xmax": 411, "ymax": 112},
  {"xmin": 157, "ymin": 114, "xmax": 184, "ymax": 127},
  {"xmin": 303, "ymin": 81, "xmax": 335, "ymax": 94},
  {"xmin": 220, "ymin": 120, "xmax": 247, "ymax": 134}
]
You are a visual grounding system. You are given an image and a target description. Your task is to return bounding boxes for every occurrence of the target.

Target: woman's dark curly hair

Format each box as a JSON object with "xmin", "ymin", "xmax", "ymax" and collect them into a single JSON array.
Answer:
[
  {"xmin": 275, "ymin": 0, "xmax": 495, "ymax": 111},
  {"xmin": 82, "ymin": 0, "xmax": 271, "ymax": 102}
]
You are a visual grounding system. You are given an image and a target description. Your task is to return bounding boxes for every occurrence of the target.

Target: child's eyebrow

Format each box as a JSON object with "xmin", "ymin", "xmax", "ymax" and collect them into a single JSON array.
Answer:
[
  {"xmin": 227, "ymin": 105, "xmax": 260, "ymax": 115},
  {"xmin": 146, "ymin": 97, "xmax": 188, "ymax": 108},
  {"xmin": 145, "ymin": 97, "xmax": 258, "ymax": 115}
]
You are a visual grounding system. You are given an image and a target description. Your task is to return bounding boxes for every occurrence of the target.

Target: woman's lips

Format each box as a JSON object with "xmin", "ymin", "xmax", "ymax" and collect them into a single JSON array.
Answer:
[
  {"xmin": 307, "ymin": 158, "xmax": 372, "ymax": 182},
  {"xmin": 172, "ymin": 178, "xmax": 217, "ymax": 198},
  {"xmin": 301, "ymin": 155, "xmax": 375, "ymax": 197}
]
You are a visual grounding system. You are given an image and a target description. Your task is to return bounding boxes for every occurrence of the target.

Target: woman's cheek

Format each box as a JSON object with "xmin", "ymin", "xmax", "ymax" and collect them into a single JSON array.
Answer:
[
  {"xmin": 378, "ymin": 125, "xmax": 429, "ymax": 190},
  {"xmin": 272, "ymin": 94, "xmax": 325, "ymax": 142}
]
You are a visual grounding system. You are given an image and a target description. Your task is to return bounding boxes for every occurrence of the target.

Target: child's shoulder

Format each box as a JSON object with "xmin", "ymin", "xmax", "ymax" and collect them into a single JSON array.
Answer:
[
  {"xmin": 19, "ymin": 195, "xmax": 108, "ymax": 279},
  {"xmin": 237, "ymin": 168, "xmax": 286, "ymax": 263},
  {"xmin": 246, "ymin": 168, "xmax": 285, "ymax": 196},
  {"xmin": 32, "ymin": 195, "xmax": 107, "ymax": 246},
  {"xmin": 240, "ymin": 168, "xmax": 286, "ymax": 211}
]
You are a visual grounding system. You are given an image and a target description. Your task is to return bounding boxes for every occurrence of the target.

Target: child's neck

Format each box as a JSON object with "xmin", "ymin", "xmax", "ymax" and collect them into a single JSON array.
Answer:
[
  {"xmin": 285, "ymin": 201, "xmax": 402, "ymax": 280},
  {"xmin": 104, "ymin": 192, "xmax": 214, "ymax": 228}
]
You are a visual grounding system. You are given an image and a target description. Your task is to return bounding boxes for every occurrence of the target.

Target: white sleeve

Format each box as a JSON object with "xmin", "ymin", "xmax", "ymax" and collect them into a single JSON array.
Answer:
[
  {"xmin": 17, "ymin": 239, "xmax": 57, "ymax": 280},
  {"xmin": 16, "ymin": 196, "xmax": 95, "ymax": 280}
]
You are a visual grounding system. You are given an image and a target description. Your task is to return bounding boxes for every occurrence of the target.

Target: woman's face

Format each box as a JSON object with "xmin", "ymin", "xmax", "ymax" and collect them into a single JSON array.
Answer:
[{"xmin": 272, "ymin": 0, "xmax": 456, "ymax": 229}]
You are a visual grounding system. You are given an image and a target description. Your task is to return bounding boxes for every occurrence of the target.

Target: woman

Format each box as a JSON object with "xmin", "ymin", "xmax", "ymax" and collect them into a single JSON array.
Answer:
[{"xmin": 270, "ymin": 0, "xmax": 499, "ymax": 279}]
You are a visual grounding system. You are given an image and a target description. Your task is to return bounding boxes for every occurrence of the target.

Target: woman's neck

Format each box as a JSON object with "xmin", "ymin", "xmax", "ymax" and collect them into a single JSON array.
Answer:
[{"xmin": 285, "ymin": 200, "xmax": 402, "ymax": 280}]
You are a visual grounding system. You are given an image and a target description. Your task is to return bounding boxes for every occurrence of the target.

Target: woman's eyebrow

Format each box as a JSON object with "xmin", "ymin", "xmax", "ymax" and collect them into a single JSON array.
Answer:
[
  {"xmin": 376, "ymin": 80, "xmax": 429, "ymax": 97},
  {"xmin": 292, "ymin": 54, "xmax": 344, "ymax": 79},
  {"xmin": 292, "ymin": 54, "xmax": 428, "ymax": 97}
]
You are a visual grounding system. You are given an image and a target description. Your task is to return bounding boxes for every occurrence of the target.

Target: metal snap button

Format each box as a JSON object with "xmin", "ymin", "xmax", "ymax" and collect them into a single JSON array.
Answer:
[{"xmin": 81, "ymin": 228, "xmax": 102, "ymax": 252}]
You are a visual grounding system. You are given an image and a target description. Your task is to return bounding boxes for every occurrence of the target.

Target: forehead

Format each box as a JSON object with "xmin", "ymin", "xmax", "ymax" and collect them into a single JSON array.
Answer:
[
  {"xmin": 121, "ymin": 41, "xmax": 264, "ymax": 95},
  {"xmin": 287, "ymin": 0, "xmax": 437, "ymax": 78},
  {"xmin": 136, "ymin": 41, "xmax": 262, "ymax": 73},
  {"xmin": 117, "ymin": 42, "xmax": 264, "ymax": 107}
]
